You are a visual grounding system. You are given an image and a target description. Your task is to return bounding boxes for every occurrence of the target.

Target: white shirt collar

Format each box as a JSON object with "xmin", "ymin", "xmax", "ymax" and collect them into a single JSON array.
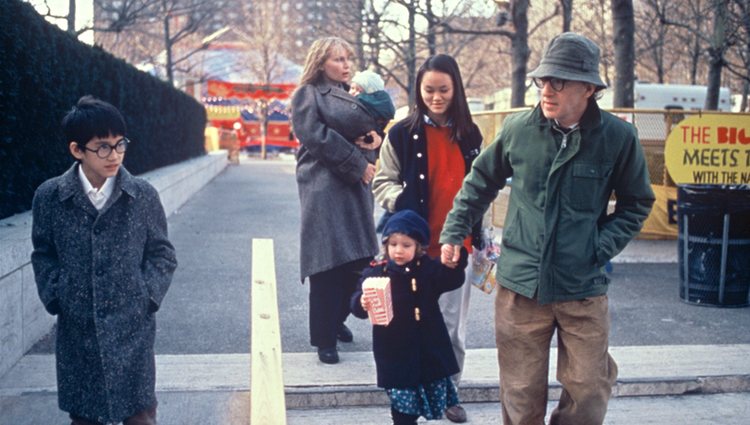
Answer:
[
  {"xmin": 78, "ymin": 164, "xmax": 115, "ymax": 210},
  {"xmin": 554, "ymin": 120, "xmax": 579, "ymax": 131}
]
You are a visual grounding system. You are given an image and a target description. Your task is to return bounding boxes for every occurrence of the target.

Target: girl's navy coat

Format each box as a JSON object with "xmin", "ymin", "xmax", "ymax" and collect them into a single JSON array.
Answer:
[
  {"xmin": 351, "ymin": 251, "xmax": 467, "ymax": 389},
  {"xmin": 31, "ymin": 164, "xmax": 177, "ymax": 423}
]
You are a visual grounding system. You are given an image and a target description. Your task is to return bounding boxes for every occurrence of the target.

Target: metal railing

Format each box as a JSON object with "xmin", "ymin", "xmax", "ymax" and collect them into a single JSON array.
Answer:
[
  {"xmin": 472, "ymin": 108, "xmax": 750, "ymax": 187},
  {"xmin": 471, "ymin": 108, "xmax": 750, "ymax": 230}
]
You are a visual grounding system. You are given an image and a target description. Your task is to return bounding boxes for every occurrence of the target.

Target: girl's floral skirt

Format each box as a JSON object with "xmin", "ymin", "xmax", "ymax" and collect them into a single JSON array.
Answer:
[{"xmin": 386, "ymin": 377, "xmax": 459, "ymax": 419}]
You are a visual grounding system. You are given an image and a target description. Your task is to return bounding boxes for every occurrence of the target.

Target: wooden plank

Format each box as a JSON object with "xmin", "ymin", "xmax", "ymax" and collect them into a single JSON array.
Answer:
[{"xmin": 250, "ymin": 238, "xmax": 287, "ymax": 425}]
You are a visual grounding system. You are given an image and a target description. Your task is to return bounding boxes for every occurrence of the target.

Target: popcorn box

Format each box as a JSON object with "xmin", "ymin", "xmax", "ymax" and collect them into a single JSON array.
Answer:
[{"xmin": 362, "ymin": 277, "xmax": 393, "ymax": 326}]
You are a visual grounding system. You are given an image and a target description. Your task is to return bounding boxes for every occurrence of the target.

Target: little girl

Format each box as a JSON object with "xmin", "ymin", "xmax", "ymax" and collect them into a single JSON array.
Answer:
[{"xmin": 350, "ymin": 209, "xmax": 468, "ymax": 425}]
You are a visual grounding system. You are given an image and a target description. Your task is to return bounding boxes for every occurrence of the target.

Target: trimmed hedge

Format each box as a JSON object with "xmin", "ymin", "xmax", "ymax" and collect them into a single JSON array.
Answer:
[{"xmin": 0, "ymin": 0, "xmax": 207, "ymax": 220}]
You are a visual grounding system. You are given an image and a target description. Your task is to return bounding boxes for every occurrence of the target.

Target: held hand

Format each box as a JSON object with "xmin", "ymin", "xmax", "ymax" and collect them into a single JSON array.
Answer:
[
  {"xmin": 361, "ymin": 163, "xmax": 376, "ymax": 184},
  {"xmin": 441, "ymin": 244, "xmax": 463, "ymax": 269},
  {"xmin": 354, "ymin": 131, "xmax": 383, "ymax": 150},
  {"xmin": 367, "ymin": 131, "xmax": 383, "ymax": 149},
  {"xmin": 360, "ymin": 295, "xmax": 370, "ymax": 312}
]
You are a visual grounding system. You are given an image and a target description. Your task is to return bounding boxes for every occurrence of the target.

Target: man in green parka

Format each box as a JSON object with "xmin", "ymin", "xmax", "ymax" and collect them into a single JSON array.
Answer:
[{"xmin": 439, "ymin": 33, "xmax": 655, "ymax": 425}]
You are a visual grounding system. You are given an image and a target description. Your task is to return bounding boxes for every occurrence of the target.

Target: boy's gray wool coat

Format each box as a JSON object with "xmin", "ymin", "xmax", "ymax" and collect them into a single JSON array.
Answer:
[
  {"xmin": 31, "ymin": 164, "xmax": 177, "ymax": 423},
  {"xmin": 292, "ymin": 81, "xmax": 380, "ymax": 280}
]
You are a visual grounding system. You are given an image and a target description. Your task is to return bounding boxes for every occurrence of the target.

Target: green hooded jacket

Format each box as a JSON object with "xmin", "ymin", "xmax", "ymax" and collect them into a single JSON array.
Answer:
[{"xmin": 440, "ymin": 101, "xmax": 655, "ymax": 304}]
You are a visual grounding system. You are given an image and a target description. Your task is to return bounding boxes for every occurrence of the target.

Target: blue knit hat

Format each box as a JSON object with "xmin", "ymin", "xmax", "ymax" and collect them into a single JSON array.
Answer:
[{"xmin": 381, "ymin": 210, "xmax": 430, "ymax": 245}]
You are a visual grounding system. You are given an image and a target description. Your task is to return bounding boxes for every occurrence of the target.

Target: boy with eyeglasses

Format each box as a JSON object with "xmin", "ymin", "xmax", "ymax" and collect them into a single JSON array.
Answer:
[
  {"xmin": 31, "ymin": 95, "xmax": 177, "ymax": 425},
  {"xmin": 440, "ymin": 33, "xmax": 655, "ymax": 424}
]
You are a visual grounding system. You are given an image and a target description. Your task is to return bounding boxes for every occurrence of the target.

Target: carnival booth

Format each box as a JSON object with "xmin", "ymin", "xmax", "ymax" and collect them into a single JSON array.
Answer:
[{"xmin": 204, "ymin": 80, "xmax": 297, "ymax": 154}]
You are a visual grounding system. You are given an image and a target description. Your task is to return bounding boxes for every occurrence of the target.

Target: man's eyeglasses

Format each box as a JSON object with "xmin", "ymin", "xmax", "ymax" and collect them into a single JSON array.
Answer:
[
  {"xmin": 532, "ymin": 77, "xmax": 567, "ymax": 92},
  {"xmin": 80, "ymin": 138, "xmax": 130, "ymax": 159}
]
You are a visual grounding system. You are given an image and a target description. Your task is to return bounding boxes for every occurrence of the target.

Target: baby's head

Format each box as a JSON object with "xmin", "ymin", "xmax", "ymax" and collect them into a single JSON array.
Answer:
[
  {"xmin": 381, "ymin": 210, "xmax": 429, "ymax": 266},
  {"xmin": 351, "ymin": 70, "xmax": 385, "ymax": 95}
]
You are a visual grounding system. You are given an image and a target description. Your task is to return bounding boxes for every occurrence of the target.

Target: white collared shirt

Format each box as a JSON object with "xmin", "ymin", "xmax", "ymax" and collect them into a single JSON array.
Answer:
[
  {"xmin": 554, "ymin": 120, "xmax": 579, "ymax": 132},
  {"xmin": 78, "ymin": 165, "xmax": 115, "ymax": 211}
]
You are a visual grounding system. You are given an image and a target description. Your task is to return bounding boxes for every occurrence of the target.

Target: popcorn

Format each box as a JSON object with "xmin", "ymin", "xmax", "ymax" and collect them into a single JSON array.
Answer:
[{"xmin": 362, "ymin": 277, "xmax": 393, "ymax": 326}]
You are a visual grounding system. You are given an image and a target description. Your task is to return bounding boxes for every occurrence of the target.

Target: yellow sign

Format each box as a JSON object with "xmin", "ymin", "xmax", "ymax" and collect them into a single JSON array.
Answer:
[
  {"xmin": 664, "ymin": 114, "xmax": 750, "ymax": 184},
  {"xmin": 639, "ymin": 184, "xmax": 677, "ymax": 239}
]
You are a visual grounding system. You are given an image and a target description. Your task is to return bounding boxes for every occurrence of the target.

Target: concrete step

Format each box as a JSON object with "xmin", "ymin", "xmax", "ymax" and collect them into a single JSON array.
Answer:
[
  {"xmin": 3, "ymin": 345, "xmax": 749, "ymax": 409},
  {"xmin": 286, "ymin": 393, "xmax": 750, "ymax": 425}
]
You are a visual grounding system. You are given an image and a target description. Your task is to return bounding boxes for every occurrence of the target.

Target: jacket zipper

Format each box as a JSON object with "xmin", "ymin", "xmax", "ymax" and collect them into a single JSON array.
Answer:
[{"xmin": 552, "ymin": 125, "xmax": 576, "ymax": 150}]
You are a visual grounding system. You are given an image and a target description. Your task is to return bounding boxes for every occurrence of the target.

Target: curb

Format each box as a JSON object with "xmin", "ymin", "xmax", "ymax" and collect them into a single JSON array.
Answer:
[
  {"xmin": 4, "ymin": 345, "xmax": 749, "ymax": 408},
  {"xmin": 284, "ymin": 375, "xmax": 750, "ymax": 408}
]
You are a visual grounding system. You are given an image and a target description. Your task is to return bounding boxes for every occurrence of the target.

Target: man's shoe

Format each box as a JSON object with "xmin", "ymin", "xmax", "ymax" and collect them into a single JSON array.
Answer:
[
  {"xmin": 337, "ymin": 324, "xmax": 353, "ymax": 343},
  {"xmin": 445, "ymin": 404, "xmax": 467, "ymax": 423},
  {"xmin": 317, "ymin": 346, "xmax": 339, "ymax": 364}
]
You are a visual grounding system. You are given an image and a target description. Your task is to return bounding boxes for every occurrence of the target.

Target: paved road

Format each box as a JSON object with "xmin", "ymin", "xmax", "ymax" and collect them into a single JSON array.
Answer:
[{"xmin": 28, "ymin": 156, "xmax": 750, "ymax": 357}]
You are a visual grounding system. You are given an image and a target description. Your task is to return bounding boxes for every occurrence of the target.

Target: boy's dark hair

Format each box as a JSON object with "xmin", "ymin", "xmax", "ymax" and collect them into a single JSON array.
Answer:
[
  {"xmin": 404, "ymin": 54, "xmax": 474, "ymax": 143},
  {"xmin": 61, "ymin": 95, "xmax": 126, "ymax": 147}
]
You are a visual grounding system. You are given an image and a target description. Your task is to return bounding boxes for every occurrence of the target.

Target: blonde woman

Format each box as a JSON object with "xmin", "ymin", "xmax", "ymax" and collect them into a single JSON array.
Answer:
[{"xmin": 291, "ymin": 37, "xmax": 382, "ymax": 364}]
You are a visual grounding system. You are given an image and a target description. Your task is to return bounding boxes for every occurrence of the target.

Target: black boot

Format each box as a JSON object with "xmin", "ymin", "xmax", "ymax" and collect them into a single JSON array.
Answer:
[
  {"xmin": 337, "ymin": 324, "xmax": 353, "ymax": 342},
  {"xmin": 317, "ymin": 346, "xmax": 339, "ymax": 364},
  {"xmin": 391, "ymin": 407, "xmax": 418, "ymax": 425}
]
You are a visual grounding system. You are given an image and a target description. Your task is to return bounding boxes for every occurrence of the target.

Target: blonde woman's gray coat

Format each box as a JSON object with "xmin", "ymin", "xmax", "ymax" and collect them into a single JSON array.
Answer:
[{"xmin": 291, "ymin": 81, "xmax": 380, "ymax": 280}]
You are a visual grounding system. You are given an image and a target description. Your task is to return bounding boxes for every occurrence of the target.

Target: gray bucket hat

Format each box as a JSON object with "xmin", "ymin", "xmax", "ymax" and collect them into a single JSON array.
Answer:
[{"xmin": 528, "ymin": 32, "xmax": 607, "ymax": 88}]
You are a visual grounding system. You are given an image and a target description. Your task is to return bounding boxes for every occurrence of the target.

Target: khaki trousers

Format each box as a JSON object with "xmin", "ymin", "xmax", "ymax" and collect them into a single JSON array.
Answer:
[{"xmin": 494, "ymin": 286, "xmax": 617, "ymax": 425}]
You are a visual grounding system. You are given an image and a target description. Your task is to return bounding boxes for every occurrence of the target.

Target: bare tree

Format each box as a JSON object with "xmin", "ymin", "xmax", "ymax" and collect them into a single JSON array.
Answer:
[
  {"xmin": 653, "ymin": 0, "xmax": 739, "ymax": 110},
  {"xmin": 88, "ymin": 0, "xmax": 226, "ymax": 86},
  {"xmin": 704, "ymin": 0, "xmax": 730, "ymax": 109},
  {"xmin": 437, "ymin": 0, "xmax": 560, "ymax": 107},
  {"xmin": 635, "ymin": 0, "xmax": 676, "ymax": 83},
  {"xmin": 577, "ymin": 0, "xmax": 614, "ymax": 86},
  {"xmin": 27, "ymin": 0, "xmax": 79, "ymax": 34},
  {"xmin": 560, "ymin": 0, "xmax": 573, "ymax": 32},
  {"xmin": 27, "ymin": 0, "xmax": 227, "ymax": 84},
  {"xmin": 235, "ymin": 2, "xmax": 286, "ymax": 159},
  {"xmin": 724, "ymin": 0, "xmax": 750, "ymax": 110},
  {"xmin": 317, "ymin": 0, "xmax": 436, "ymax": 106},
  {"xmin": 150, "ymin": 0, "xmax": 215, "ymax": 85},
  {"xmin": 611, "ymin": 0, "xmax": 635, "ymax": 107},
  {"xmin": 309, "ymin": 1, "xmax": 515, "ymax": 107},
  {"xmin": 28, "ymin": 0, "xmax": 155, "ymax": 37},
  {"xmin": 674, "ymin": 0, "xmax": 709, "ymax": 84}
]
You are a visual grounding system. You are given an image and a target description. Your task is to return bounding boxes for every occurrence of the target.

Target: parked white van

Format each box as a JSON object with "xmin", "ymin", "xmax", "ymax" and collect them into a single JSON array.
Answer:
[
  {"xmin": 634, "ymin": 83, "xmax": 732, "ymax": 111},
  {"xmin": 598, "ymin": 82, "xmax": 732, "ymax": 111}
]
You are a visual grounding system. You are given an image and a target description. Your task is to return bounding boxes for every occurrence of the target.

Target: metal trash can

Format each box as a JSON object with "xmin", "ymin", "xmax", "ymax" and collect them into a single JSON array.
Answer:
[{"xmin": 677, "ymin": 184, "xmax": 750, "ymax": 307}]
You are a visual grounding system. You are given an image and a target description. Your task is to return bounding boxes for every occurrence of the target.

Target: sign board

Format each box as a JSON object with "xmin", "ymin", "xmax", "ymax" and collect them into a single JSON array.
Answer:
[
  {"xmin": 206, "ymin": 81, "xmax": 295, "ymax": 100},
  {"xmin": 664, "ymin": 114, "xmax": 750, "ymax": 184}
]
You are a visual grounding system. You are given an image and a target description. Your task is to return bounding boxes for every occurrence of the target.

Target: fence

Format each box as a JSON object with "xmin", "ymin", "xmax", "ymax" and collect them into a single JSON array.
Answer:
[{"xmin": 471, "ymin": 108, "xmax": 750, "ymax": 237}]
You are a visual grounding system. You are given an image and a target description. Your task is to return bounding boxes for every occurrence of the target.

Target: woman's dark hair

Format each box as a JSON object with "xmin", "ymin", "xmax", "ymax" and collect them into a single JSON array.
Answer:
[
  {"xmin": 61, "ymin": 95, "xmax": 126, "ymax": 147},
  {"xmin": 404, "ymin": 54, "xmax": 474, "ymax": 142}
]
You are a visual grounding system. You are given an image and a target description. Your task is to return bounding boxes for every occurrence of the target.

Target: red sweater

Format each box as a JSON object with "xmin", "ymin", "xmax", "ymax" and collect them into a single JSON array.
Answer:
[{"xmin": 425, "ymin": 125, "xmax": 472, "ymax": 258}]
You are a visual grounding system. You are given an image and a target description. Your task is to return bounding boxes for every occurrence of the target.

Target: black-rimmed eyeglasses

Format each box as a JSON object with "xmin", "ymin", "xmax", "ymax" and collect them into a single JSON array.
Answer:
[
  {"xmin": 532, "ymin": 77, "xmax": 567, "ymax": 92},
  {"xmin": 81, "ymin": 138, "xmax": 130, "ymax": 159}
]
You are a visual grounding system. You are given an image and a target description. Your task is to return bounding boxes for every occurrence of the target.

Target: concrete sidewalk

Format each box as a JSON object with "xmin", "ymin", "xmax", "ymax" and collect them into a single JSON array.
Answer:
[{"xmin": 2, "ymin": 344, "xmax": 749, "ymax": 423}]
